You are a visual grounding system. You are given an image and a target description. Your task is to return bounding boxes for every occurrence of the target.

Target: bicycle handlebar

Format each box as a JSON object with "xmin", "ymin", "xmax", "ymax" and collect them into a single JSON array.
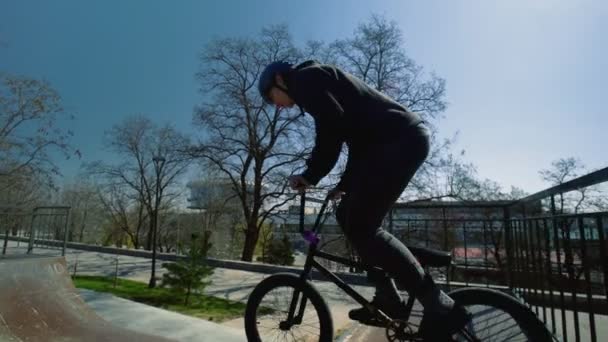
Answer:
[{"xmin": 298, "ymin": 191, "xmax": 332, "ymax": 246}]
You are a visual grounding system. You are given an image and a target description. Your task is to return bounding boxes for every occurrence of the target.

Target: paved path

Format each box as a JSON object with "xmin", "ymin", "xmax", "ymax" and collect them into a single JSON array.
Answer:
[
  {"xmin": 79, "ymin": 289, "xmax": 245, "ymax": 341},
  {"xmin": 5, "ymin": 242, "xmax": 595, "ymax": 341},
  {"xmin": 2, "ymin": 243, "xmax": 371, "ymax": 340}
]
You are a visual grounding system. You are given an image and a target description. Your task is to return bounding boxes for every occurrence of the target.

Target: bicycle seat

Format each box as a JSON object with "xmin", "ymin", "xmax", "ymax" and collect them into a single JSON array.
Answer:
[{"xmin": 406, "ymin": 245, "xmax": 452, "ymax": 267}]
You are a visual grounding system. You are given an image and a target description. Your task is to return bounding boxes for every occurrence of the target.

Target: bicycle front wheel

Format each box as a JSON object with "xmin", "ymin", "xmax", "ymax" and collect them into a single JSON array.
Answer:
[
  {"xmin": 448, "ymin": 288, "xmax": 553, "ymax": 342},
  {"xmin": 244, "ymin": 273, "xmax": 333, "ymax": 342}
]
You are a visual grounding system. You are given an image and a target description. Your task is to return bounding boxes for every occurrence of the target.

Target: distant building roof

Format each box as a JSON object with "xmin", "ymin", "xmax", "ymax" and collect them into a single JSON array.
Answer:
[{"xmin": 393, "ymin": 200, "xmax": 516, "ymax": 209}]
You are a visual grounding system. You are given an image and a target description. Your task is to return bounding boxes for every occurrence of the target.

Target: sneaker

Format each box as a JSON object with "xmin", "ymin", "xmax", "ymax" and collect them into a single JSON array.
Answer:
[
  {"xmin": 418, "ymin": 305, "xmax": 472, "ymax": 341},
  {"xmin": 349, "ymin": 296, "xmax": 408, "ymax": 327}
]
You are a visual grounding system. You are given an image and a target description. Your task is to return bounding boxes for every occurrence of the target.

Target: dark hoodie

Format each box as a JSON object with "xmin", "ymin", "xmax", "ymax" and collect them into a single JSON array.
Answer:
[{"xmin": 286, "ymin": 60, "xmax": 424, "ymax": 190}]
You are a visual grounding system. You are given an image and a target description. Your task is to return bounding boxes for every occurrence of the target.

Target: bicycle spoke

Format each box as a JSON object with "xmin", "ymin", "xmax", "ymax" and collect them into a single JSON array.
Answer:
[
  {"xmin": 255, "ymin": 285, "xmax": 322, "ymax": 341},
  {"xmin": 453, "ymin": 304, "xmax": 530, "ymax": 342}
]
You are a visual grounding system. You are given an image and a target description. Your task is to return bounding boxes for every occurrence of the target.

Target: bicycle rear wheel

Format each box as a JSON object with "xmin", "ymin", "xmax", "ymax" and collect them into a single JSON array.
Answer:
[
  {"xmin": 448, "ymin": 288, "xmax": 553, "ymax": 342},
  {"xmin": 245, "ymin": 273, "xmax": 333, "ymax": 342}
]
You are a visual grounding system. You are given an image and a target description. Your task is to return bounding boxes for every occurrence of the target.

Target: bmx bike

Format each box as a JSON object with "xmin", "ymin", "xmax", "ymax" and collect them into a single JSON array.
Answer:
[{"xmin": 244, "ymin": 193, "xmax": 552, "ymax": 341}]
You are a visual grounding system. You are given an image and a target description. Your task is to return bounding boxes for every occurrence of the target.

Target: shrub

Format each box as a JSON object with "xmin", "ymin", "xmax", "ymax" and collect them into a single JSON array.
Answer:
[{"xmin": 161, "ymin": 232, "xmax": 214, "ymax": 305}]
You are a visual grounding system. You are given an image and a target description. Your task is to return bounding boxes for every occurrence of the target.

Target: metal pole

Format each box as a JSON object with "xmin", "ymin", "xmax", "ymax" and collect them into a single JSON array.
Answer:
[
  {"xmin": 149, "ymin": 206, "xmax": 159, "ymax": 288},
  {"xmin": 1, "ymin": 211, "xmax": 7, "ymax": 255},
  {"xmin": 550, "ymin": 195, "xmax": 568, "ymax": 341},
  {"xmin": 62, "ymin": 208, "xmax": 71, "ymax": 256},
  {"xmin": 2, "ymin": 213, "xmax": 8, "ymax": 255},
  {"xmin": 442, "ymin": 208, "xmax": 448, "ymax": 251},
  {"xmin": 27, "ymin": 208, "xmax": 37, "ymax": 254},
  {"xmin": 543, "ymin": 218, "xmax": 557, "ymax": 334},
  {"xmin": 176, "ymin": 215, "xmax": 181, "ymax": 255},
  {"xmin": 503, "ymin": 206, "xmax": 513, "ymax": 289},
  {"xmin": 149, "ymin": 156, "xmax": 165, "ymax": 289},
  {"xmin": 577, "ymin": 216, "xmax": 597, "ymax": 342}
]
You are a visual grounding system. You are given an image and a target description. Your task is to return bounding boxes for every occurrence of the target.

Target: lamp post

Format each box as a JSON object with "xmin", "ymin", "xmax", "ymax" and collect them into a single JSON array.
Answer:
[{"xmin": 149, "ymin": 155, "xmax": 166, "ymax": 288}]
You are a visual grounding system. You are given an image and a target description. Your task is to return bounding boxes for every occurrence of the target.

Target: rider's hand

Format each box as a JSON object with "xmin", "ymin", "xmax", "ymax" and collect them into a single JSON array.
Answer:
[
  {"xmin": 328, "ymin": 187, "xmax": 345, "ymax": 201},
  {"xmin": 288, "ymin": 175, "xmax": 311, "ymax": 193}
]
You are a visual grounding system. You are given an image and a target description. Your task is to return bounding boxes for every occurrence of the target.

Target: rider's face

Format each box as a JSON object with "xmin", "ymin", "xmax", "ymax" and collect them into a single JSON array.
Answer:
[
  {"xmin": 268, "ymin": 87, "xmax": 295, "ymax": 108},
  {"xmin": 268, "ymin": 74, "xmax": 295, "ymax": 109}
]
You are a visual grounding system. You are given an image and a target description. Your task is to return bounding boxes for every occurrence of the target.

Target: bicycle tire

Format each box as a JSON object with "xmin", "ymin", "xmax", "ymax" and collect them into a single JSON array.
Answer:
[
  {"xmin": 448, "ymin": 288, "xmax": 553, "ymax": 342},
  {"xmin": 245, "ymin": 273, "xmax": 334, "ymax": 342}
]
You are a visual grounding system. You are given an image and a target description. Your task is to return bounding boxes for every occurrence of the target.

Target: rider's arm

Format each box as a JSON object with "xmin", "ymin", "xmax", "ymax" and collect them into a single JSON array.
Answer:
[
  {"xmin": 291, "ymin": 68, "xmax": 345, "ymax": 186},
  {"xmin": 300, "ymin": 93, "xmax": 344, "ymax": 186}
]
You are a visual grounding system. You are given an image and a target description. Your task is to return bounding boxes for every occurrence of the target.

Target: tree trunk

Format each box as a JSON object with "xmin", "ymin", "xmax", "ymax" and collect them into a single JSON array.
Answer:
[
  {"xmin": 241, "ymin": 223, "xmax": 259, "ymax": 262},
  {"xmin": 185, "ymin": 284, "xmax": 192, "ymax": 306},
  {"xmin": 79, "ymin": 209, "xmax": 88, "ymax": 243},
  {"xmin": 146, "ymin": 216, "xmax": 154, "ymax": 250}
]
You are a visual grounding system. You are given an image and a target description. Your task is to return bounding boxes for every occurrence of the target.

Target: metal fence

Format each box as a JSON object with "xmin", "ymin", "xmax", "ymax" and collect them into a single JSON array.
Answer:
[
  {"xmin": 1, "ymin": 206, "xmax": 71, "ymax": 256},
  {"xmin": 508, "ymin": 212, "xmax": 607, "ymax": 342},
  {"xmin": 389, "ymin": 167, "xmax": 608, "ymax": 342},
  {"xmin": 505, "ymin": 167, "xmax": 608, "ymax": 342}
]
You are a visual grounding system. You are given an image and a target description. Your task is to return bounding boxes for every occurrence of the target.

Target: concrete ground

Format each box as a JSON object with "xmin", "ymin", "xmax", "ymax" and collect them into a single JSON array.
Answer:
[
  {"xmin": 4, "ymin": 242, "xmax": 601, "ymax": 341},
  {"xmin": 78, "ymin": 289, "xmax": 245, "ymax": 341},
  {"xmin": 2, "ymin": 242, "xmax": 372, "ymax": 340}
]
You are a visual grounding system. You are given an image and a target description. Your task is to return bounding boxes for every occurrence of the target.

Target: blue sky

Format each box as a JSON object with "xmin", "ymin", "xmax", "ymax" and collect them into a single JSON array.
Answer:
[{"xmin": 1, "ymin": 0, "xmax": 606, "ymax": 194}]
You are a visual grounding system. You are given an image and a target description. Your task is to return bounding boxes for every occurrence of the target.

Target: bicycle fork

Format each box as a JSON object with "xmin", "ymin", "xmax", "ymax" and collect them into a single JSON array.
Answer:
[
  {"xmin": 282, "ymin": 289, "xmax": 308, "ymax": 329},
  {"xmin": 281, "ymin": 256, "xmax": 315, "ymax": 329}
]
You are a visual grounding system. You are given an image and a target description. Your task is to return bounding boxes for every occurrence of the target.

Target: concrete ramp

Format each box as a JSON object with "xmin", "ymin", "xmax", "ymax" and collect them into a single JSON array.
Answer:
[{"xmin": 0, "ymin": 255, "xmax": 175, "ymax": 342}]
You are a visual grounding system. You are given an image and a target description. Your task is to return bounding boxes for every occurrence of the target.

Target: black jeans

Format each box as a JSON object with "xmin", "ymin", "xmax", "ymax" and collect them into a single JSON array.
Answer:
[{"xmin": 336, "ymin": 124, "xmax": 430, "ymax": 294}]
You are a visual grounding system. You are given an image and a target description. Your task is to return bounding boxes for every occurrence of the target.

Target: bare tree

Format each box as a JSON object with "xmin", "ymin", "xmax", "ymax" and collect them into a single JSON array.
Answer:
[
  {"xmin": 89, "ymin": 116, "xmax": 191, "ymax": 287},
  {"xmin": 403, "ymin": 151, "xmax": 479, "ymax": 202},
  {"xmin": 474, "ymin": 182, "xmax": 526, "ymax": 275},
  {"xmin": 329, "ymin": 15, "xmax": 446, "ymax": 124},
  {"xmin": 0, "ymin": 167, "xmax": 53, "ymax": 241},
  {"xmin": 60, "ymin": 177, "xmax": 104, "ymax": 243},
  {"xmin": 538, "ymin": 157, "xmax": 607, "ymax": 283},
  {"xmin": 538, "ymin": 157, "xmax": 608, "ymax": 213},
  {"xmin": 186, "ymin": 173, "xmax": 245, "ymax": 259},
  {"xmin": 192, "ymin": 16, "xmax": 473, "ymax": 261},
  {"xmin": 95, "ymin": 181, "xmax": 148, "ymax": 248},
  {"xmin": 0, "ymin": 165, "xmax": 52, "ymax": 208},
  {"xmin": 0, "ymin": 74, "xmax": 77, "ymax": 191},
  {"xmin": 192, "ymin": 25, "xmax": 308, "ymax": 262},
  {"xmin": 89, "ymin": 116, "xmax": 191, "ymax": 248},
  {"xmin": 539, "ymin": 157, "xmax": 587, "ymax": 214},
  {"xmin": 323, "ymin": 15, "xmax": 469, "ymax": 201},
  {"xmin": 586, "ymin": 185, "xmax": 608, "ymax": 212}
]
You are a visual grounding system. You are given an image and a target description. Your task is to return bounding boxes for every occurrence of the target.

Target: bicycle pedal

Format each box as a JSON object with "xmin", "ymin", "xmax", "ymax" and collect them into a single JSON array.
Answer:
[{"xmin": 353, "ymin": 316, "xmax": 387, "ymax": 328}]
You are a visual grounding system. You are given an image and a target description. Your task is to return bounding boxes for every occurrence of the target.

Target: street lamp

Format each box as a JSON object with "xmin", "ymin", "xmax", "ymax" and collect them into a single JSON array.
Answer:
[{"xmin": 149, "ymin": 155, "xmax": 166, "ymax": 288}]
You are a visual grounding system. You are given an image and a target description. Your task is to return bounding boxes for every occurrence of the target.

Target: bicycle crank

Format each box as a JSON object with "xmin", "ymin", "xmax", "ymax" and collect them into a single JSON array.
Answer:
[{"xmin": 385, "ymin": 319, "xmax": 419, "ymax": 342}]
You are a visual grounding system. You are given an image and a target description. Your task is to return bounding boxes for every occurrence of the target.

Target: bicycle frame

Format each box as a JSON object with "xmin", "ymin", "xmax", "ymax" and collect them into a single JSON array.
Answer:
[
  {"xmin": 286, "ymin": 193, "xmax": 418, "ymax": 326},
  {"xmin": 273, "ymin": 193, "xmax": 547, "ymax": 342}
]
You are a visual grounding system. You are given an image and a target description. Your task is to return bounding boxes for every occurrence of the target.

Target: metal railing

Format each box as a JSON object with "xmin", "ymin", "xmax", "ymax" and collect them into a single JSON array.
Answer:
[
  {"xmin": 505, "ymin": 167, "xmax": 608, "ymax": 342},
  {"xmin": 1, "ymin": 206, "xmax": 71, "ymax": 256},
  {"xmin": 388, "ymin": 166, "xmax": 608, "ymax": 342},
  {"xmin": 507, "ymin": 212, "xmax": 607, "ymax": 342}
]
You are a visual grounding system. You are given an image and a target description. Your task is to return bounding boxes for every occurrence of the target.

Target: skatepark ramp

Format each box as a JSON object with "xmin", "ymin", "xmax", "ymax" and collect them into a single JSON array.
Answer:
[{"xmin": 0, "ymin": 255, "xmax": 175, "ymax": 342}]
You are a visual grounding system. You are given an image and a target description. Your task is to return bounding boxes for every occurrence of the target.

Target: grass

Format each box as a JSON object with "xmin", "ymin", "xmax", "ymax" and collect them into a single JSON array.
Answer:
[{"xmin": 73, "ymin": 275, "xmax": 247, "ymax": 322}]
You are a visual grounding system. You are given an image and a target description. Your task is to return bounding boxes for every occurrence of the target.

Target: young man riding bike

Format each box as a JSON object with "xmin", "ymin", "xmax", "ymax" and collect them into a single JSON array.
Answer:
[{"xmin": 258, "ymin": 60, "xmax": 471, "ymax": 340}]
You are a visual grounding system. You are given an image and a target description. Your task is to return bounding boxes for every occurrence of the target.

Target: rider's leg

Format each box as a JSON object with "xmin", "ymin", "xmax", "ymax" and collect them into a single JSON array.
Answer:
[
  {"xmin": 366, "ymin": 268, "xmax": 403, "ymax": 304},
  {"xmin": 336, "ymin": 126, "xmax": 462, "ymax": 327}
]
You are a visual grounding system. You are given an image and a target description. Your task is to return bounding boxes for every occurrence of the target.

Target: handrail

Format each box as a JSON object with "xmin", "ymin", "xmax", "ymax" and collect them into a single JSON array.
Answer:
[{"xmin": 513, "ymin": 166, "xmax": 608, "ymax": 206}]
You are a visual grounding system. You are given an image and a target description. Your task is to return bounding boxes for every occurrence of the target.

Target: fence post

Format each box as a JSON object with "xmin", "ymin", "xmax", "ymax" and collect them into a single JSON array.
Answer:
[
  {"xmin": 27, "ymin": 208, "xmax": 37, "ymax": 254},
  {"xmin": 62, "ymin": 208, "xmax": 71, "ymax": 256},
  {"xmin": 2, "ymin": 229, "xmax": 8, "ymax": 256},
  {"xmin": 2, "ymin": 211, "xmax": 8, "ymax": 255},
  {"xmin": 504, "ymin": 206, "xmax": 513, "ymax": 289},
  {"xmin": 442, "ymin": 208, "xmax": 448, "ymax": 251}
]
